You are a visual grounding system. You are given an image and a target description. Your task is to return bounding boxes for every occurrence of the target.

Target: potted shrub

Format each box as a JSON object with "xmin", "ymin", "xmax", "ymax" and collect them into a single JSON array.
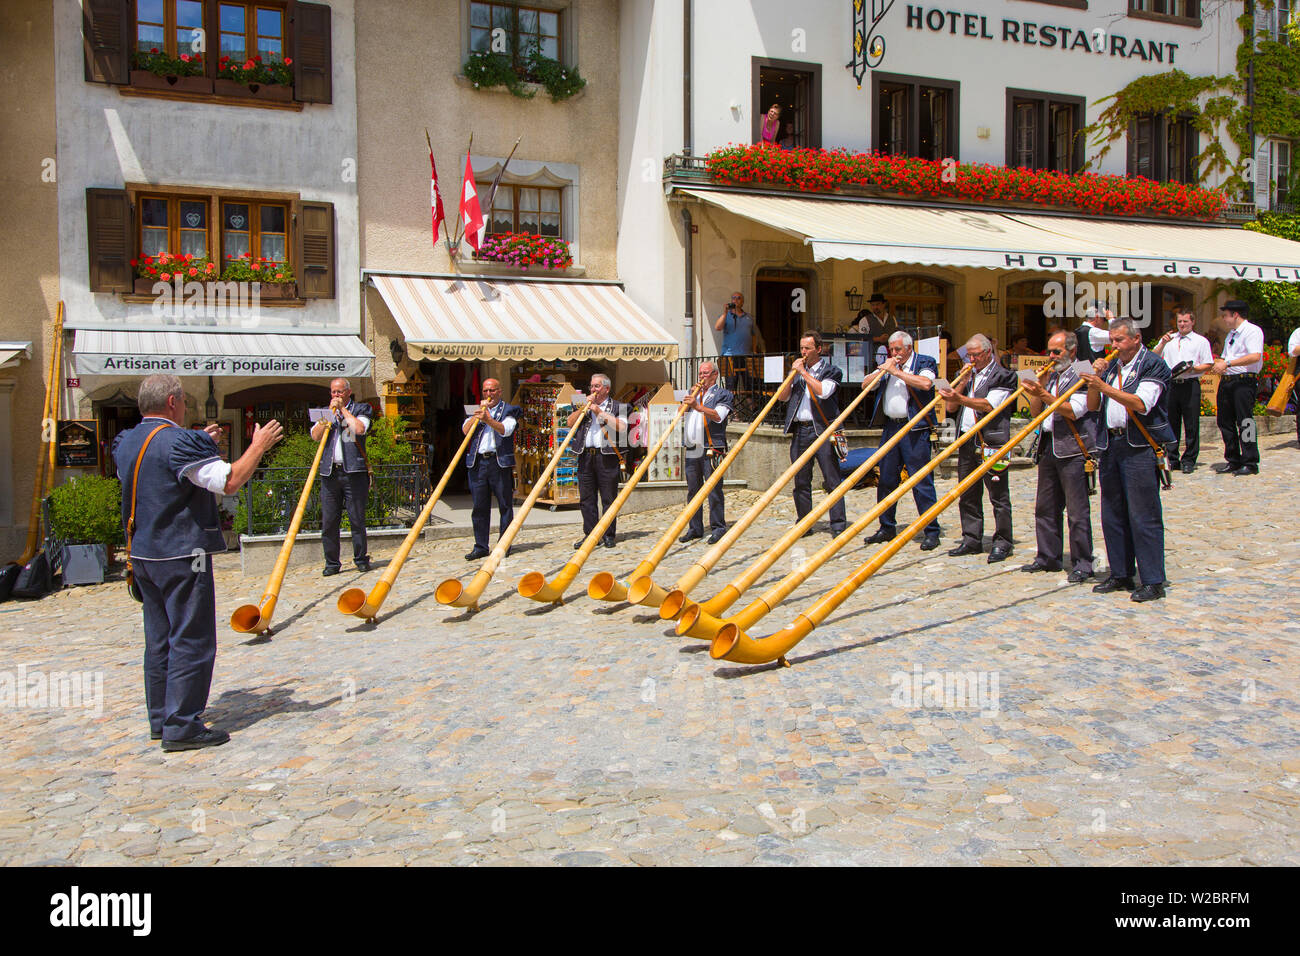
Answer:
[
  {"xmin": 215, "ymin": 54, "xmax": 293, "ymax": 101},
  {"xmin": 221, "ymin": 253, "xmax": 297, "ymax": 298},
  {"xmin": 130, "ymin": 48, "xmax": 212, "ymax": 94},
  {"xmin": 48, "ymin": 475, "xmax": 125, "ymax": 586},
  {"xmin": 133, "ymin": 253, "xmax": 218, "ymax": 293}
]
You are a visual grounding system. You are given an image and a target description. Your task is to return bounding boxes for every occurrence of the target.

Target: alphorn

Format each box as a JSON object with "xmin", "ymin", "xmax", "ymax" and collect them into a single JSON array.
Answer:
[
  {"xmin": 587, "ymin": 366, "xmax": 801, "ymax": 604},
  {"xmin": 230, "ymin": 422, "xmax": 332, "ymax": 634},
  {"xmin": 17, "ymin": 302, "xmax": 63, "ymax": 566},
  {"xmin": 669, "ymin": 363, "xmax": 974, "ymax": 632},
  {"xmin": 338, "ymin": 411, "xmax": 484, "ymax": 620},
  {"xmin": 436, "ymin": 400, "xmax": 592, "ymax": 610},
  {"xmin": 674, "ymin": 362, "xmax": 1047, "ymax": 640},
  {"xmin": 519, "ymin": 384, "xmax": 703, "ymax": 604},
  {"xmin": 628, "ymin": 373, "xmax": 880, "ymax": 613},
  {"xmin": 712, "ymin": 359, "xmax": 1106, "ymax": 666},
  {"xmin": 1266, "ymin": 354, "xmax": 1298, "ymax": 415}
]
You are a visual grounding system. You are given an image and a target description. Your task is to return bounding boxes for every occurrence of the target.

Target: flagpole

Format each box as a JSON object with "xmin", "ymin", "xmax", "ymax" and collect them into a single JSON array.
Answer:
[
  {"xmin": 425, "ymin": 128, "xmax": 457, "ymax": 269},
  {"xmin": 484, "ymin": 135, "xmax": 522, "ymax": 220}
]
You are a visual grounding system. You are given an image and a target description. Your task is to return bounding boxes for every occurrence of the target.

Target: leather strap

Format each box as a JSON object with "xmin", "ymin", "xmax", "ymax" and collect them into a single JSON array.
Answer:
[{"xmin": 126, "ymin": 424, "xmax": 172, "ymax": 566}]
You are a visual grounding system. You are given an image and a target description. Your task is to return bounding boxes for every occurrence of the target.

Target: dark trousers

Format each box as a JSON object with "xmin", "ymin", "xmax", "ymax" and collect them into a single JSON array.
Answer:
[
  {"xmin": 135, "ymin": 557, "xmax": 217, "ymax": 742},
  {"xmin": 789, "ymin": 423, "xmax": 848, "ymax": 533},
  {"xmin": 468, "ymin": 456, "xmax": 514, "ymax": 550},
  {"xmin": 1098, "ymin": 439, "xmax": 1165, "ymax": 586},
  {"xmin": 1217, "ymin": 375, "xmax": 1259, "ymax": 469},
  {"xmin": 1165, "ymin": 379, "xmax": 1201, "ymax": 466},
  {"xmin": 577, "ymin": 448, "xmax": 620, "ymax": 542},
  {"xmin": 1034, "ymin": 442, "xmax": 1094, "ymax": 573},
  {"xmin": 876, "ymin": 421, "xmax": 939, "ymax": 537},
  {"xmin": 321, "ymin": 469, "xmax": 370, "ymax": 568},
  {"xmin": 684, "ymin": 447, "xmax": 726, "ymax": 535},
  {"xmin": 956, "ymin": 439, "xmax": 1012, "ymax": 550}
]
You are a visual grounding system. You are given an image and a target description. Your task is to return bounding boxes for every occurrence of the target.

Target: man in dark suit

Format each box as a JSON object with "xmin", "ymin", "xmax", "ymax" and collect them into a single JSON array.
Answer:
[
  {"xmin": 113, "ymin": 374, "xmax": 282, "ymax": 750},
  {"xmin": 777, "ymin": 330, "xmax": 847, "ymax": 535},
  {"xmin": 567, "ymin": 373, "xmax": 629, "ymax": 548},
  {"xmin": 1081, "ymin": 317, "xmax": 1173, "ymax": 602},
  {"xmin": 462, "ymin": 379, "xmax": 522, "ymax": 560},
  {"xmin": 680, "ymin": 361, "xmax": 733, "ymax": 544},
  {"xmin": 312, "ymin": 378, "xmax": 375, "ymax": 575},
  {"xmin": 860, "ymin": 331, "xmax": 942, "ymax": 550},
  {"xmin": 938, "ymin": 333, "xmax": 1020, "ymax": 562},
  {"xmin": 1019, "ymin": 330, "xmax": 1098, "ymax": 583}
]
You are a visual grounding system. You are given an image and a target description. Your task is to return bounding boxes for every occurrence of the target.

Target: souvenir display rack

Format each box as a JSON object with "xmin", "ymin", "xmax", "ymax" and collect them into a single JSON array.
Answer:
[
  {"xmin": 382, "ymin": 369, "xmax": 428, "ymax": 447},
  {"xmin": 640, "ymin": 382, "xmax": 684, "ymax": 483},
  {"xmin": 510, "ymin": 381, "xmax": 581, "ymax": 509}
]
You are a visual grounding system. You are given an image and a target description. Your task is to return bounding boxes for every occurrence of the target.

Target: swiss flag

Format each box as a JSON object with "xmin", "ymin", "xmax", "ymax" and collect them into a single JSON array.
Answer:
[
  {"xmin": 429, "ymin": 148, "xmax": 445, "ymax": 244},
  {"xmin": 458, "ymin": 150, "xmax": 485, "ymax": 252}
]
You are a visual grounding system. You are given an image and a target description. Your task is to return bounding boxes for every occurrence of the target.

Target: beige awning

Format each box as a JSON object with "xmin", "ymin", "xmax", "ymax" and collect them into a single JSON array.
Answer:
[
  {"xmin": 679, "ymin": 188, "xmax": 1300, "ymax": 281},
  {"xmin": 369, "ymin": 273, "xmax": 679, "ymax": 362},
  {"xmin": 72, "ymin": 330, "xmax": 373, "ymax": 378},
  {"xmin": 0, "ymin": 341, "xmax": 32, "ymax": 369}
]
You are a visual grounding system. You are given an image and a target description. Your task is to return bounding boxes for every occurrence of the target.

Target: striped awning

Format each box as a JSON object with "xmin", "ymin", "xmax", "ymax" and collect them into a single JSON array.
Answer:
[
  {"xmin": 71, "ymin": 330, "xmax": 372, "ymax": 378},
  {"xmin": 369, "ymin": 273, "xmax": 679, "ymax": 362}
]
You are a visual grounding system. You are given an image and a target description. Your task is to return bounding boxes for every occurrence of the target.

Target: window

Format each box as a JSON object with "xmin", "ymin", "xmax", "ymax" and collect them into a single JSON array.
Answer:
[
  {"xmin": 872, "ymin": 275, "xmax": 950, "ymax": 329},
  {"xmin": 753, "ymin": 59, "xmax": 822, "ymax": 149},
  {"xmin": 479, "ymin": 183, "xmax": 563, "ymax": 237},
  {"xmin": 872, "ymin": 73, "xmax": 959, "ymax": 161},
  {"xmin": 221, "ymin": 201, "xmax": 290, "ymax": 263},
  {"xmin": 217, "ymin": 2, "xmax": 286, "ymax": 64},
  {"xmin": 1269, "ymin": 140, "xmax": 1294, "ymax": 211},
  {"xmin": 139, "ymin": 196, "xmax": 210, "ymax": 258},
  {"xmin": 135, "ymin": 0, "xmax": 206, "ymax": 58},
  {"xmin": 469, "ymin": 2, "xmax": 561, "ymax": 65},
  {"xmin": 1006, "ymin": 90, "xmax": 1084, "ymax": 173},
  {"xmin": 1128, "ymin": 0, "xmax": 1200, "ymax": 23}
]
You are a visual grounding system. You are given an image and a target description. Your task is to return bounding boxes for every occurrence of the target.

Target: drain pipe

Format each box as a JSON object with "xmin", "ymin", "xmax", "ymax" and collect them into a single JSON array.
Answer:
[
  {"xmin": 683, "ymin": 0, "xmax": 693, "ymax": 156},
  {"xmin": 682, "ymin": 207, "xmax": 695, "ymax": 360}
]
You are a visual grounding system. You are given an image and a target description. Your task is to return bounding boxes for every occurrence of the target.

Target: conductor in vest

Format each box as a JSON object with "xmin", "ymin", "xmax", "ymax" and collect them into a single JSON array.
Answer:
[
  {"xmin": 311, "ymin": 378, "xmax": 374, "ymax": 576},
  {"xmin": 462, "ymin": 379, "xmax": 522, "ymax": 560},
  {"xmin": 113, "ymin": 373, "xmax": 282, "ymax": 751}
]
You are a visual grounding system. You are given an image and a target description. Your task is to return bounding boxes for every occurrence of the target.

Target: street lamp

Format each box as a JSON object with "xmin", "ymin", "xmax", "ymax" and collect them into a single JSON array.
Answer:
[
  {"xmin": 979, "ymin": 292, "xmax": 999, "ymax": 316},
  {"xmin": 205, "ymin": 375, "xmax": 218, "ymax": 421},
  {"xmin": 844, "ymin": 285, "xmax": 864, "ymax": 313}
]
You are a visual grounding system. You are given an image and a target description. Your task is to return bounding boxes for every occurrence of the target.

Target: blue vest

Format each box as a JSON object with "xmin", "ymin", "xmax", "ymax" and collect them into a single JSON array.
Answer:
[
  {"xmin": 320, "ymin": 400, "xmax": 374, "ymax": 477},
  {"xmin": 570, "ymin": 400, "xmax": 630, "ymax": 456},
  {"xmin": 870, "ymin": 352, "xmax": 939, "ymax": 432},
  {"xmin": 112, "ymin": 419, "xmax": 227, "ymax": 560},
  {"xmin": 1096, "ymin": 347, "xmax": 1175, "ymax": 451},
  {"xmin": 783, "ymin": 360, "xmax": 844, "ymax": 433},
  {"xmin": 465, "ymin": 401, "xmax": 522, "ymax": 468},
  {"xmin": 960, "ymin": 359, "xmax": 1020, "ymax": 446},
  {"xmin": 1044, "ymin": 366, "xmax": 1099, "ymax": 459}
]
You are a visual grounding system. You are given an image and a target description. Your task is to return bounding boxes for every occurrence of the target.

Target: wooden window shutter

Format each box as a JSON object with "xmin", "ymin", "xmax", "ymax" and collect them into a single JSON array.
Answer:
[
  {"xmin": 292, "ymin": 2, "xmax": 333, "ymax": 104},
  {"xmin": 296, "ymin": 201, "xmax": 336, "ymax": 298},
  {"xmin": 83, "ymin": 0, "xmax": 129, "ymax": 85},
  {"xmin": 86, "ymin": 188, "xmax": 134, "ymax": 293}
]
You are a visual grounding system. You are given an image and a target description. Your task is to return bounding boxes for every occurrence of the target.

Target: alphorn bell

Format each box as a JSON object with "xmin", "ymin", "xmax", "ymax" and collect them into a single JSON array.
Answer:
[
  {"xmin": 436, "ymin": 400, "xmax": 593, "ymax": 610},
  {"xmin": 17, "ymin": 302, "xmax": 63, "ymax": 566},
  {"xmin": 675, "ymin": 362, "xmax": 1045, "ymax": 641},
  {"xmin": 630, "ymin": 371, "xmax": 879, "ymax": 613},
  {"xmin": 519, "ymin": 383, "xmax": 704, "ymax": 604},
  {"xmin": 338, "ymin": 409, "xmax": 485, "ymax": 620},
  {"xmin": 588, "ymin": 366, "xmax": 801, "ymax": 604},
  {"xmin": 712, "ymin": 358, "xmax": 1108, "ymax": 666},
  {"xmin": 671, "ymin": 363, "xmax": 975, "ymax": 634},
  {"xmin": 231, "ymin": 422, "xmax": 332, "ymax": 634}
]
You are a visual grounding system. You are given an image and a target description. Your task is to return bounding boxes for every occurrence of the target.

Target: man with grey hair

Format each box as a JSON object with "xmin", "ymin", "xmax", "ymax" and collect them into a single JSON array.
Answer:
[
  {"xmin": 113, "ymin": 374, "xmax": 282, "ymax": 750},
  {"xmin": 311, "ymin": 377, "xmax": 374, "ymax": 575},
  {"xmin": 567, "ymin": 372, "xmax": 629, "ymax": 547},
  {"xmin": 680, "ymin": 361, "xmax": 734, "ymax": 543}
]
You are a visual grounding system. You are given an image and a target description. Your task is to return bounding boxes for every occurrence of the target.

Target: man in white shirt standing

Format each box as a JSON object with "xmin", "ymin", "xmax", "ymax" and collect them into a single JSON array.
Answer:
[
  {"xmin": 462, "ymin": 379, "xmax": 521, "ymax": 560},
  {"xmin": 679, "ymin": 362, "xmax": 733, "ymax": 544},
  {"xmin": 1154, "ymin": 309, "xmax": 1214, "ymax": 473},
  {"xmin": 1289, "ymin": 325, "xmax": 1300, "ymax": 447},
  {"xmin": 311, "ymin": 378, "xmax": 373, "ymax": 575},
  {"xmin": 1212, "ymin": 300, "xmax": 1265, "ymax": 476}
]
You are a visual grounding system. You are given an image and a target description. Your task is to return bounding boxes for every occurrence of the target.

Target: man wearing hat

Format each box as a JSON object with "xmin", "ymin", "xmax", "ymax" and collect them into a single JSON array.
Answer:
[
  {"xmin": 1212, "ymin": 300, "xmax": 1264, "ymax": 476},
  {"xmin": 855, "ymin": 293, "xmax": 899, "ymax": 345},
  {"xmin": 1074, "ymin": 303, "xmax": 1111, "ymax": 364}
]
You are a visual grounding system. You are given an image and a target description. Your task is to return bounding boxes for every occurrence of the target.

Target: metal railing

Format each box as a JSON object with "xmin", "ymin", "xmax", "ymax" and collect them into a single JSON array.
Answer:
[{"xmin": 238, "ymin": 462, "xmax": 430, "ymax": 537}]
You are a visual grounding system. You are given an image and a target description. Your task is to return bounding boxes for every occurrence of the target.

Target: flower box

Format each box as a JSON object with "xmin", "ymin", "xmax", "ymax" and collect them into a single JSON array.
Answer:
[
  {"xmin": 214, "ymin": 78, "xmax": 293, "ymax": 101},
  {"xmin": 130, "ymin": 70, "xmax": 213, "ymax": 94},
  {"xmin": 255, "ymin": 282, "xmax": 297, "ymax": 299}
]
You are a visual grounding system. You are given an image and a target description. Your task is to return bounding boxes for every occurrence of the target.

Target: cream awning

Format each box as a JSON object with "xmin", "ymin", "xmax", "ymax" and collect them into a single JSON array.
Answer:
[
  {"xmin": 369, "ymin": 273, "xmax": 679, "ymax": 362},
  {"xmin": 679, "ymin": 188, "xmax": 1300, "ymax": 281},
  {"xmin": 72, "ymin": 330, "xmax": 373, "ymax": 378},
  {"xmin": 0, "ymin": 341, "xmax": 32, "ymax": 369}
]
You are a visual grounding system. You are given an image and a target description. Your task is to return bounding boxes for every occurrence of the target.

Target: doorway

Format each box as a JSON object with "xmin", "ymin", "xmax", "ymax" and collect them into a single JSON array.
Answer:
[
  {"xmin": 755, "ymin": 268, "xmax": 814, "ymax": 356},
  {"xmin": 94, "ymin": 392, "xmax": 142, "ymax": 478}
]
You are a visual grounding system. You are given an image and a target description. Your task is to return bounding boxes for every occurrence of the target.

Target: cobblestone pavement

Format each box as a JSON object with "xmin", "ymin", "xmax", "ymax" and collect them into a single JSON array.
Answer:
[{"xmin": 2, "ymin": 433, "xmax": 1298, "ymax": 866}]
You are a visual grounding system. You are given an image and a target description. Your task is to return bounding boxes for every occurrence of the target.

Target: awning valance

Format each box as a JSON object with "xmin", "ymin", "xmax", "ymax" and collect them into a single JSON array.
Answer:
[
  {"xmin": 678, "ymin": 188, "xmax": 1300, "ymax": 281},
  {"xmin": 71, "ymin": 330, "xmax": 373, "ymax": 378},
  {"xmin": 0, "ymin": 341, "xmax": 32, "ymax": 369},
  {"xmin": 369, "ymin": 273, "xmax": 679, "ymax": 362}
]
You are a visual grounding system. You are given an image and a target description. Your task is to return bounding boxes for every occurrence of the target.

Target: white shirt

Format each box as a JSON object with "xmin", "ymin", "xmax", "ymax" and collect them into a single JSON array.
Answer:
[
  {"xmin": 1088, "ymin": 324, "xmax": 1111, "ymax": 350},
  {"xmin": 1105, "ymin": 353, "xmax": 1161, "ymax": 428},
  {"xmin": 684, "ymin": 386, "xmax": 730, "ymax": 446},
  {"xmin": 1288, "ymin": 327, "xmax": 1300, "ymax": 357},
  {"xmin": 959, "ymin": 362, "xmax": 1010, "ymax": 433},
  {"xmin": 882, "ymin": 353, "xmax": 935, "ymax": 419},
  {"xmin": 332, "ymin": 413, "xmax": 370, "ymax": 463},
  {"xmin": 1161, "ymin": 331, "xmax": 1212, "ymax": 378},
  {"xmin": 1222, "ymin": 320, "xmax": 1264, "ymax": 374},
  {"xmin": 1041, "ymin": 370, "xmax": 1087, "ymax": 433},
  {"xmin": 585, "ymin": 400, "xmax": 616, "ymax": 449},
  {"xmin": 184, "ymin": 459, "xmax": 232, "ymax": 494},
  {"xmin": 469, "ymin": 403, "xmax": 517, "ymax": 455},
  {"xmin": 795, "ymin": 360, "xmax": 838, "ymax": 422}
]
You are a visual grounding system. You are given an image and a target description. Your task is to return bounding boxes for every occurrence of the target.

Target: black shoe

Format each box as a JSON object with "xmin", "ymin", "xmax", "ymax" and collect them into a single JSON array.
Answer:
[
  {"xmin": 354, "ymin": 560, "xmax": 371, "ymax": 573},
  {"xmin": 465, "ymin": 547, "xmax": 489, "ymax": 560},
  {"xmin": 1092, "ymin": 576, "xmax": 1135, "ymax": 594},
  {"xmin": 948, "ymin": 542, "xmax": 982, "ymax": 557},
  {"xmin": 1019, "ymin": 561, "xmax": 1058, "ymax": 573},
  {"xmin": 865, "ymin": 529, "xmax": 896, "ymax": 545},
  {"xmin": 1230, "ymin": 466, "xmax": 1258, "ymax": 476},
  {"xmin": 575, "ymin": 540, "xmax": 585, "ymax": 550},
  {"xmin": 1066, "ymin": 570, "xmax": 1093, "ymax": 584},
  {"xmin": 919, "ymin": 534, "xmax": 940, "ymax": 551},
  {"xmin": 679, "ymin": 531, "xmax": 703, "ymax": 544},
  {"xmin": 1167, "ymin": 459, "xmax": 1180, "ymax": 471},
  {"xmin": 1211, "ymin": 463, "xmax": 1234, "ymax": 474},
  {"xmin": 1181, "ymin": 462, "xmax": 1195, "ymax": 474},
  {"xmin": 602, "ymin": 537, "xmax": 616, "ymax": 549},
  {"xmin": 161, "ymin": 728, "xmax": 230, "ymax": 752},
  {"xmin": 322, "ymin": 566, "xmax": 341, "ymax": 577},
  {"xmin": 987, "ymin": 547, "xmax": 1013, "ymax": 564},
  {"xmin": 707, "ymin": 530, "xmax": 726, "ymax": 544},
  {"xmin": 150, "ymin": 730, "xmax": 162, "ymax": 741},
  {"xmin": 1131, "ymin": 583, "xmax": 1166, "ymax": 603}
]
